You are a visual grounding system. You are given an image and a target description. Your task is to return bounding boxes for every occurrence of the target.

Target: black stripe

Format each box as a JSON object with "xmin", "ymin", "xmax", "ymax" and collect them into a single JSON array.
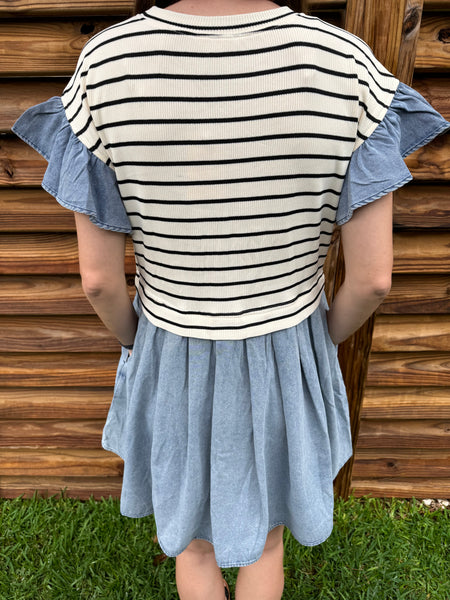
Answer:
[
  {"xmin": 114, "ymin": 154, "xmax": 351, "ymax": 168},
  {"xmin": 105, "ymin": 132, "xmax": 355, "ymax": 150},
  {"xmin": 97, "ymin": 110, "xmax": 358, "ymax": 131},
  {"xmin": 88, "ymin": 138, "xmax": 102, "ymax": 153},
  {"xmin": 118, "ymin": 172, "xmax": 346, "ymax": 187},
  {"xmin": 135, "ymin": 276, "xmax": 324, "ymax": 329},
  {"xmin": 123, "ymin": 188, "xmax": 341, "ymax": 206},
  {"xmin": 73, "ymin": 115, "xmax": 93, "ymax": 137},
  {"xmin": 144, "ymin": 8, "xmax": 293, "ymax": 30},
  {"xmin": 133, "ymin": 241, "xmax": 330, "ymax": 273},
  {"xmin": 126, "ymin": 203, "xmax": 336, "ymax": 225},
  {"xmin": 132, "ymin": 231, "xmax": 331, "ymax": 257},
  {"xmin": 130, "ymin": 217, "xmax": 335, "ymax": 241}
]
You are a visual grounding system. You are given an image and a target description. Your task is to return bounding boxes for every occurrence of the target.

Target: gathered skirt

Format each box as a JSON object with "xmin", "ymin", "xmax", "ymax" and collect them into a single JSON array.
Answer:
[{"xmin": 102, "ymin": 292, "xmax": 352, "ymax": 568}]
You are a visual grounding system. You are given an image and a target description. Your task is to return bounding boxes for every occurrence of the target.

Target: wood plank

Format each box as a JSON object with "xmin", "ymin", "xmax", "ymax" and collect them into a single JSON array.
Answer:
[
  {"xmin": 0, "ymin": 137, "xmax": 46, "ymax": 187},
  {"xmin": 0, "ymin": 449, "xmax": 123, "ymax": 477},
  {"xmin": 351, "ymin": 477, "xmax": 450, "ymax": 498},
  {"xmin": 0, "ymin": 79, "xmax": 67, "ymax": 133},
  {"xmin": 0, "ymin": 234, "xmax": 135, "ymax": 275},
  {"xmin": 0, "ymin": 388, "xmax": 112, "ymax": 419},
  {"xmin": 352, "ymin": 448, "xmax": 450, "ymax": 478},
  {"xmin": 413, "ymin": 77, "xmax": 450, "ymax": 119},
  {"xmin": 0, "ymin": 353, "xmax": 119, "ymax": 387},
  {"xmin": 393, "ymin": 184, "xmax": 450, "ymax": 229},
  {"xmin": 0, "ymin": 419, "xmax": 104, "ymax": 448},
  {"xmin": 0, "ymin": 316, "xmax": 120, "ymax": 353},
  {"xmin": 357, "ymin": 418, "xmax": 450, "ymax": 448},
  {"xmin": 396, "ymin": 0, "xmax": 424, "ymax": 85},
  {"xmin": 393, "ymin": 232, "xmax": 450, "ymax": 274},
  {"xmin": 378, "ymin": 274, "xmax": 449, "ymax": 314},
  {"xmin": 0, "ymin": 20, "xmax": 117, "ymax": 76},
  {"xmin": 0, "ymin": 1, "xmax": 132, "ymax": 16},
  {"xmin": 0, "ymin": 275, "xmax": 136, "ymax": 315},
  {"xmin": 0, "ymin": 476, "xmax": 123, "ymax": 500},
  {"xmin": 405, "ymin": 131, "xmax": 450, "ymax": 180},
  {"xmin": 362, "ymin": 386, "xmax": 450, "ymax": 418},
  {"xmin": 0, "ymin": 189, "xmax": 75, "ymax": 232},
  {"xmin": 371, "ymin": 314, "xmax": 450, "ymax": 352},
  {"xmin": 416, "ymin": 14, "xmax": 450, "ymax": 71},
  {"xmin": 367, "ymin": 352, "xmax": 450, "ymax": 386}
]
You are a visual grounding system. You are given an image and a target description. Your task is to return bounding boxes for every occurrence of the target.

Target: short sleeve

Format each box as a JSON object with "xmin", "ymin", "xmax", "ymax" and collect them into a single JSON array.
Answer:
[
  {"xmin": 336, "ymin": 82, "xmax": 450, "ymax": 226},
  {"xmin": 12, "ymin": 96, "xmax": 132, "ymax": 233}
]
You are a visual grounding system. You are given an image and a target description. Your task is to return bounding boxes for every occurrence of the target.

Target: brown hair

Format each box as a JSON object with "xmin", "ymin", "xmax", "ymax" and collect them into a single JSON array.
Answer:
[{"xmin": 133, "ymin": 1, "xmax": 308, "ymax": 16}]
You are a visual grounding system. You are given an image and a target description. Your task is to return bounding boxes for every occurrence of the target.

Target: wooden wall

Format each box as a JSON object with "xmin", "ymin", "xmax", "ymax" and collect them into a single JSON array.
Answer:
[
  {"xmin": 0, "ymin": 1, "xmax": 448, "ymax": 500},
  {"xmin": 351, "ymin": 3, "xmax": 450, "ymax": 497}
]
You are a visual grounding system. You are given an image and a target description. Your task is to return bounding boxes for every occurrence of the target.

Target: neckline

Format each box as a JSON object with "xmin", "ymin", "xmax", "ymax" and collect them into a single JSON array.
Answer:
[{"xmin": 144, "ymin": 5, "xmax": 294, "ymax": 30}]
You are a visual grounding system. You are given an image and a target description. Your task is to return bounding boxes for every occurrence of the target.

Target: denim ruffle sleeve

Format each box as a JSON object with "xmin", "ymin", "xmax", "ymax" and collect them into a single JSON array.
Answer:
[
  {"xmin": 336, "ymin": 82, "xmax": 450, "ymax": 226},
  {"xmin": 11, "ymin": 96, "xmax": 132, "ymax": 233}
]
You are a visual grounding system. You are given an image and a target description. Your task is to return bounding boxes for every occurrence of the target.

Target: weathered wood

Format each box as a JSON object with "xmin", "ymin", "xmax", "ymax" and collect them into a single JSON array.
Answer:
[
  {"xmin": 353, "ymin": 448, "xmax": 450, "ymax": 478},
  {"xmin": 397, "ymin": 0, "xmax": 424, "ymax": 85},
  {"xmin": 0, "ymin": 20, "xmax": 116, "ymax": 76},
  {"xmin": 0, "ymin": 316, "xmax": 120, "ymax": 353},
  {"xmin": 0, "ymin": 449, "xmax": 123, "ymax": 477},
  {"xmin": 413, "ymin": 77, "xmax": 450, "ymax": 119},
  {"xmin": 0, "ymin": 419, "xmax": 104, "ymax": 448},
  {"xmin": 379, "ymin": 274, "xmax": 449, "ymax": 314},
  {"xmin": 371, "ymin": 314, "xmax": 450, "ymax": 352},
  {"xmin": 0, "ymin": 476, "xmax": 123, "ymax": 500},
  {"xmin": 0, "ymin": 1, "xmax": 132, "ymax": 16},
  {"xmin": 362, "ymin": 386, "xmax": 450, "ymax": 418},
  {"xmin": 0, "ymin": 388, "xmax": 111, "ymax": 419},
  {"xmin": 1, "ymin": 80, "xmax": 67, "ymax": 133},
  {"xmin": 0, "ymin": 353, "xmax": 119, "ymax": 387},
  {"xmin": 393, "ymin": 185, "xmax": 450, "ymax": 229},
  {"xmin": 405, "ymin": 132, "xmax": 450, "ymax": 180},
  {"xmin": 357, "ymin": 419, "xmax": 450, "ymax": 448},
  {"xmin": 367, "ymin": 351, "xmax": 450, "ymax": 386},
  {"xmin": 0, "ymin": 275, "xmax": 135, "ymax": 314},
  {"xmin": 393, "ymin": 232, "xmax": 450, "ymax": 274},
  {"xmin": 351, "ymin": 478, "xmax": 450, "ymax": 497},
  {"xmin": 0, "ymin": 190, "xmax": 75, "ymax": 232},
  {"xmin": 1, "ymin": 137, "xmax": 46, "ymax": 186},
  {"xmin": 416, "ymin": 14, "xmax": 450, "ymax": 71},
  {"xmin": 0, "ymin": 234, "xmax": 135, "ymax": 275}
]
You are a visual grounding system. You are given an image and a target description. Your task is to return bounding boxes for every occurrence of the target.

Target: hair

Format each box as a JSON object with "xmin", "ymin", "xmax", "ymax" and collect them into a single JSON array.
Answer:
[{"xmin": 133, "ymin": 1, "xmax": 308, "ymax": 16}]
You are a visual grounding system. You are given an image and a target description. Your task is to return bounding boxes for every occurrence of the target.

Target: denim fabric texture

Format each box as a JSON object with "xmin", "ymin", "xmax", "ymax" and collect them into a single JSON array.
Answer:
[{"xmin": 11, "ymin": 83, "xmax": 450, "ymax": 567}]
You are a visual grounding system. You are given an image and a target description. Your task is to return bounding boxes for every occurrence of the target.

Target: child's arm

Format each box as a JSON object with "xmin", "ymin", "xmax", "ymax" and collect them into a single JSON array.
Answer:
[
  {"xmin": 326, "ymin": 192, "xmax": 393, "ymax": 345},
  {"xmin": 74, "ymin": 212, "xmax": 138, "ymax": 348}
]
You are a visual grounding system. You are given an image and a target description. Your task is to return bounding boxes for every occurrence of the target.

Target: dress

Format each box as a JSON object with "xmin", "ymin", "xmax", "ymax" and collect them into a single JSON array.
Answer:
[{"xmin": 12, "ymin": 6, "xmax": 449, "ymax": 568}]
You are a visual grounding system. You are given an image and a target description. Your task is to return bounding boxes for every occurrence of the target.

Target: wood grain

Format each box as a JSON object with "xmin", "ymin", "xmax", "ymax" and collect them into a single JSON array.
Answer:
[
  {"xmin": 0, "ymin": 353, "xmax": 119, "ymax": 387},
  {"xmin": 367, "ymin": 351, "xmax": 450, "ymax": 386},
  {"xmin": 397, "ymin": 0, "xmax": 424, "ymax": 85},
  {"xmin": 413, "ymin": 77, "xmax": 450, "ymax": 119},
  {"xmin": 362, "ymin": 386, "xmax": 450, "ymax": 418},
  {"xmin": 0, "ymin": 316, "xmax": 120, "ymax": 353},
  {"xmin": 379, "ymin": 274, "xmax": 449, "ymax": 314},
  {"xmin": 393, "ymin": 232, "xmax": 450, "ymax": 274},
  {"xmin": 0, "ymin": 137, "xmax": 46, "ymax": 187},
  {"xmin": 0, "ymin": 476, "xmax": 123, "ymax": 500},
  {"xmin": 416, "ymin": 14, "xmax": 450, "ymax": 71},
  {"xmin": 0, "ymin": 189, "xmax": 75, "ymax": 232},
  {"xmin": 351, "ymin": 478, "xmax": 450, "ymax": 497},
  {"xmin": 0, "ymin": 1, "xmax": 132, "ymax": 16},
  {"xmin": 0, "ymin": 20, "xmax": 116, "ymax": 76},
  {"xmin": 0, "ymin": 449, "xmax": 123, "ymax": 477},
  {"xmin": 0, "ymin": 80, "xmax": 67, "ymax": 133},
  {"xmin": 371, "ymin": 314, "xmax": 450, "ymax": 352},
  {"xmin": 0, "ymin": 234, "xmax": 135, "ymax": 275},
  {"xmin": 353, "ymin": 448, "xmax": 450, "ymax": 477},
  {"xmin": 0, "ymin": 388, "xmax": 112, "ymax": 419},
  {"xmin": 357, "ymin": 418, "xmax": 450, "ymax": 448},
  {"xmin": 405, "ymin": 131, "xmax": 450, "ymax": 180},
  {"xmin": 0, "ymin": 275, "xmax": 135, "ymax": 314},
  {"xmin": 0, "ymin": 419, "xmax": 104, "ymax": 448},
  {"xmin": 393, "ymin": 185, "xmax": 450, "ymax": 229}
]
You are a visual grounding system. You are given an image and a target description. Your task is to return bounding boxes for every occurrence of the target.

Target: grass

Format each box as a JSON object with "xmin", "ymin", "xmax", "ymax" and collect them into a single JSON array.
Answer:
[{"xmin": 0, "ymin": 495, "xmax": 448, "ymax": 599}]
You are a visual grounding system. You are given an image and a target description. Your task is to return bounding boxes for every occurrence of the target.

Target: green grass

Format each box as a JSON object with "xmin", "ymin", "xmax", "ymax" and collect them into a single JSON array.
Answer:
[{"xmin": 0, "ymin": 495, "xmax": 448, "ymax": 599}]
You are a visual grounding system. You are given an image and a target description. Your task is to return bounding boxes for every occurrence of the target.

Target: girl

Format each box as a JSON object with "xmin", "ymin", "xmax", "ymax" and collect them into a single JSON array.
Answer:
[{"xmin": 13, "ymin": 1, "xmax": 449, "ymax": 598}]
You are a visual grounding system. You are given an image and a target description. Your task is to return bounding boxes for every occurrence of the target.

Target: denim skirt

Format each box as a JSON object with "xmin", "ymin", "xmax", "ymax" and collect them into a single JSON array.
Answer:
[{"xmin": 102, "ymin": 292, "xmax": 352, "ymax": 568}]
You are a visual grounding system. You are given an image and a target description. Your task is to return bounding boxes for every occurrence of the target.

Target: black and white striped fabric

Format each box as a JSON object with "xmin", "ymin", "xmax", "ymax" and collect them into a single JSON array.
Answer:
[{"xmin": 62, "ymin": 6, "xmax": 399, "ymax": 339}]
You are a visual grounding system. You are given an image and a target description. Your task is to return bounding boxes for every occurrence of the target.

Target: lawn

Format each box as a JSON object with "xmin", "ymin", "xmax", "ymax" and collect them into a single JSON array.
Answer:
[{"xmin": 0, "ymin": 495, "xmax": 448, "ymax": 599}]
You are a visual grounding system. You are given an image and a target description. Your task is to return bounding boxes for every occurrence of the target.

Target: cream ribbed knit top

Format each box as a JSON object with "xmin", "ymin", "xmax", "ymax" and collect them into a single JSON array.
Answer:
[{"xmin": 62, "ymin": 6, "xmax": 399, "ymax": 339}]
